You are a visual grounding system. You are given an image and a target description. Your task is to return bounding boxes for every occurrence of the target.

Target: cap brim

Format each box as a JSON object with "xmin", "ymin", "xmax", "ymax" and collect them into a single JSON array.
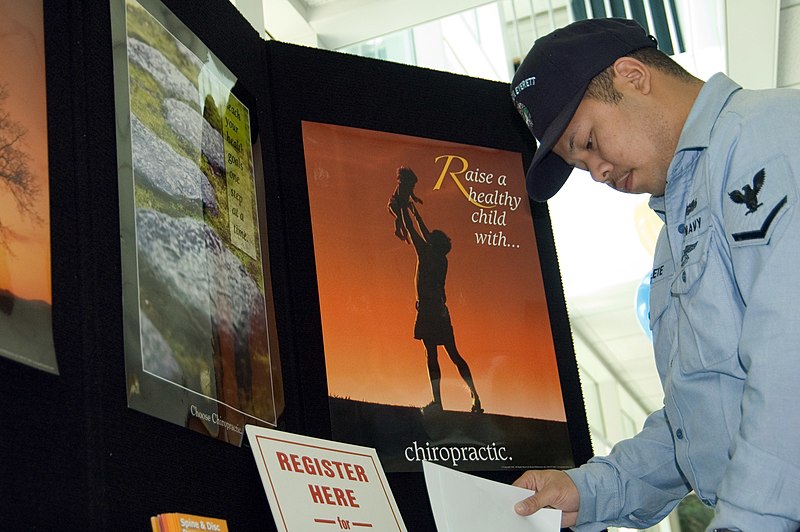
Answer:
[{"xmin": 525, "ymin": 88, "xmax": 585, "ymax": 202}]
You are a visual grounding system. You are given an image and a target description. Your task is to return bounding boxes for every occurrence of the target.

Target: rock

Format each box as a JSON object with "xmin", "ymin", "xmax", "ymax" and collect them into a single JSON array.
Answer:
[
  {"xmin": 127, "ymin": 36, "xmax": 198, "ymax": 104},
  {"xmin": 131, "ymin": 114, "xmax": 218, "ymax": 214},
  {"xmin": 163, "ymin": 97, "xmax": 225, "ymax": 173}
]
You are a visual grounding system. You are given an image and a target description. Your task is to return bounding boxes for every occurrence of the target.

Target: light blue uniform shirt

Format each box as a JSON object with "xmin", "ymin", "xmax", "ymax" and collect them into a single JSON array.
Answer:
[{"xmin": 566, "ymin": 73, "xmax": 800, "ymax": 531}]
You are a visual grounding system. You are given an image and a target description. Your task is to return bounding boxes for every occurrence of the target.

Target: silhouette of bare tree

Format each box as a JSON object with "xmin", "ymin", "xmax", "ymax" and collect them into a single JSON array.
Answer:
[{"xmin": 0, "ymin": 83, "xmax": 41, "ymax": 250}]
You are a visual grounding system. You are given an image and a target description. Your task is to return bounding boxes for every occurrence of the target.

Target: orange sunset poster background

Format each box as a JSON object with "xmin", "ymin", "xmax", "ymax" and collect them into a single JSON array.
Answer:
[
  {"xmin": 0, "ymin": 0, "xmax": 57, "ymax": 374},
  {"xmin": 302, "ymin": 122, "xmax": 566, "ymax": 423}
]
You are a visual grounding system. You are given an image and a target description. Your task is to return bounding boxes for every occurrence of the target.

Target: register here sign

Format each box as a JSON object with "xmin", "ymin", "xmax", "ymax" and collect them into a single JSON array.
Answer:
[{"xmin": 246, "ymin": 426, "xmax": 407, "ymax": 531}]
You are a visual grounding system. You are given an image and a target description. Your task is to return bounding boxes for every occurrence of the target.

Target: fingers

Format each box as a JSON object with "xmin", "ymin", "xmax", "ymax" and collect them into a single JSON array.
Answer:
[
  {"xmin": 512, "ymin": 475, "xmax": 549, "ymax": 517},
  {"xmin": 511, "ymin": 470, "xmax": 537, "ymax": 489},
  {"xmin": 515, "ymin": 495, "xmax": 579, "ymax": 529},
  {"xmin": 512, "ymin": 470, "xmax": 580, "ymax": 521},
  {"xmin": 514, "ymin": 493, "xmax": 542, "ymax": 516},
  {"xmin": 512, "ymin": 470, "xmax": 544, "ymax": 497}
]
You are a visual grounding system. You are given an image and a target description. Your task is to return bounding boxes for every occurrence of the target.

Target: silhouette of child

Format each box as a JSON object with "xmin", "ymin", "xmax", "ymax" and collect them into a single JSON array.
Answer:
[{"xmin": 388, "ymin": 166, "xmax": 423, "ymax": 242}]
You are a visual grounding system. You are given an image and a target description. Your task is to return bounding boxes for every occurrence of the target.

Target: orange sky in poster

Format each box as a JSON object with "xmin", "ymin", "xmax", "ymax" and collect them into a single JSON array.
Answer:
[
  {"xmin": 0, "ymin": 0, "xmax": 51, "ymax": 304},
  {"xmin": 302, "ymin": 122, "xmax": 566, "ymax": 421}
]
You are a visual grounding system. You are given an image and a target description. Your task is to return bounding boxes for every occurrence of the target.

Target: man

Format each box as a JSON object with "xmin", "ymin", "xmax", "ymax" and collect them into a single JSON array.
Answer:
[{"xmin": 509, "ymin": 17, "xmax": 800, "ymax": 531}]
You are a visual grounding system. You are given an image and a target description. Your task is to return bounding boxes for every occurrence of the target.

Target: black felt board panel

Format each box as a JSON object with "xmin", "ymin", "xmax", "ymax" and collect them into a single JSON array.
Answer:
[
  {"xmin": 0, "ymin": 1, "xmax": 589, "ymax": 529},
  {"xmin": 262, "ymin": 39, "xmax": 591, "ymax": 530}
]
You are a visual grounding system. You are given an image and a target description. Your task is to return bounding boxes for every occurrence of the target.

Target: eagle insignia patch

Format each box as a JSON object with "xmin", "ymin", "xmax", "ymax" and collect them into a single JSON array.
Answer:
[
  {"xmin": 728, "ymin": 169, "xmax": 764, "ymax": 215},
  {"xmin": 724, "ymin": 161, "xmax": 794, "ymax": 246}
]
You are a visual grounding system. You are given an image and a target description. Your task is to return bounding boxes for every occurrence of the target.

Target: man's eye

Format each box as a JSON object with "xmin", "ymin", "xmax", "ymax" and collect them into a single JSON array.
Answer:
[{"xmin": 586, "ymin": 135, "xmax": 593, "ymax": 150}]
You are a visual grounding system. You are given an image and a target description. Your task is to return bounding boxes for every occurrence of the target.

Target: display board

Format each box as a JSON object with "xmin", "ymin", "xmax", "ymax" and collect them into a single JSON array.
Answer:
[
  {"xmin": 264, "ymin": 37, "xmax": 591, "ymax": 530},
  {"xmin": 0, "ymin": 0, "xmax": 590, "ymax": 529},
  {"xmin": 0, "ymin": 0, "xmax": 286, "ymax": 528}
]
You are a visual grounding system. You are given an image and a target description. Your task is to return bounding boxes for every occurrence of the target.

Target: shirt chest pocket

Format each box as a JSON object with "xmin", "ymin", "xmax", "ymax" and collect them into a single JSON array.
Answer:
[
  {"xmin": 648, "ymin": 260, "xmax": 673, "ymax": 331},
  {"xmin": 649, "ymin": 231, "xmax": 675, "ymax": 380},
  {"xmin": 671, "ymin": 229, "xmax": 710, "ymax": 295},
  {"xmin": 670, "ymin": 228, "xmax": 740, "ymax": 374}
]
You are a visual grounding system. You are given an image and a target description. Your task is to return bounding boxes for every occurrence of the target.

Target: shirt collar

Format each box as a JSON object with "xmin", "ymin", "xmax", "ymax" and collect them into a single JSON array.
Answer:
[{"xmin": 648, "ymin": 73, "xmax": 741, "ymax": 220}]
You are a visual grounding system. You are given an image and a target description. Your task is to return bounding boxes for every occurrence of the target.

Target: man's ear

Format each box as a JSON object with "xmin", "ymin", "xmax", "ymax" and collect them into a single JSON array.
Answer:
[{"xmin": 612, "ymin": 56, "xmax": 651, "ymax": 95}]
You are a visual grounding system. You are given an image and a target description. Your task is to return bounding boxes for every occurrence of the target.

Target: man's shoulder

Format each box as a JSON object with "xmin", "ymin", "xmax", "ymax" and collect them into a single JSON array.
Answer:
[
  {"xmin": 722, "ymin": 85, "xmax": 800, "ymax": 124},
  {"xmin": 705, "ymin": 85, "xmax": 800, "ymax": 155}
]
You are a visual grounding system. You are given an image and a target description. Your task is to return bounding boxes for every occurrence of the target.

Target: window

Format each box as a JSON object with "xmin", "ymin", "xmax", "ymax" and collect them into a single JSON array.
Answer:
[{"xmin": 571, "ymin": 0, "xmax": 685, "ymax": 54}]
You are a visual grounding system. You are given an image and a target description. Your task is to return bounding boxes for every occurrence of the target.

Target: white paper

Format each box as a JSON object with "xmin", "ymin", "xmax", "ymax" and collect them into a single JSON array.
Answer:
[{"xmin": 423, "ymin": 461, "xmax": 561, "ymax": 532}]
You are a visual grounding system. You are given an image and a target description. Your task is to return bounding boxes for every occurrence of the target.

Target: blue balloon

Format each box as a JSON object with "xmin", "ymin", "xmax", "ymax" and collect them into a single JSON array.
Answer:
[{"xmin": 635, "ymin": 272, "xmax": 653, "ymax": 341}]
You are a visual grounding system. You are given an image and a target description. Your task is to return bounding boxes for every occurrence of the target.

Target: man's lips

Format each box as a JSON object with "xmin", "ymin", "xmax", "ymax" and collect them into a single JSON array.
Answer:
[{"xmin": 609, "ymin": 171, "xmax": 631, "ymax": 192}]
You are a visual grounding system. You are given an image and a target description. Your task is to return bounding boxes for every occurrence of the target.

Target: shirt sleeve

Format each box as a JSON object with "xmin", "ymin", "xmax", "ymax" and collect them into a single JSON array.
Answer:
[
  {"xmin": 712, "ymin": 111, "xmax": 800, "ymax": 528},
  {"xmin": 566, "ymin": 407, "xmax": 690, "ymax": 530}
]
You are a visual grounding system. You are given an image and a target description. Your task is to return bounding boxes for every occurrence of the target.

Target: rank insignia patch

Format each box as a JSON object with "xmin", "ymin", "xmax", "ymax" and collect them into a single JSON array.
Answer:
[
  {"xmin": 728, "ymin": 169, "xmax": 764, "ymax": 215},
  {"xmin": 724, "ymin": 161, "xmax": 795, "ymax": 245}
]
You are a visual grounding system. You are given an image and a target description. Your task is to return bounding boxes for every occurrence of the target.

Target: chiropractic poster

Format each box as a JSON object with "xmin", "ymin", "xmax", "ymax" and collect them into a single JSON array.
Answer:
[
  {"xmin": 301, "ymin": 121, "xmax": 574, "ymax": 472},
  {"xmin": 246, "ymin": 426, "xmax": 406, "ymax": 532},
  {"xmin": 0, "ymin": 0, "xmax": 58, "ymax": 374},
  {"xmin": 110, "ymin": 0, "xmax": 282, "ymax": 445}
]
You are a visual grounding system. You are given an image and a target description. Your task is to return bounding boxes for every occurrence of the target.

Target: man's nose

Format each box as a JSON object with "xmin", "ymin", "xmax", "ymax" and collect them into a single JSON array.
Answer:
[{"xmin": 586, "ymin": 154, "xmax": 612, "ymax": 184}]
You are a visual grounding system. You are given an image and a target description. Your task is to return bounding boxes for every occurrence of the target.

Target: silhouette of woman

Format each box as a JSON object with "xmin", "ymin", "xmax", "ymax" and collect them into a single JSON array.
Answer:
[{"xmin": 401, "ymin": 202, "xmax": 482, "ymax": 414}]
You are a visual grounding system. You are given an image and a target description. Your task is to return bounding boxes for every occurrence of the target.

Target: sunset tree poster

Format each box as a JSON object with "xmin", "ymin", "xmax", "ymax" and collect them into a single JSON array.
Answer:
[
  {"xmin": 302, "ymin": 121, "xmax": 575, "ymax": 472},
  {"xmin": 0, "ymin": 0, "xmax": 57, "ymax": 374}
]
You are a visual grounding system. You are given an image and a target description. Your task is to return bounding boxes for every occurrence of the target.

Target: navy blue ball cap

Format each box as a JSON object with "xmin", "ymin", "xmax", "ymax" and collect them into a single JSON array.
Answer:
[{"xmin": 511, "ymin": 18, "xmax": 657, "ymax": 201}]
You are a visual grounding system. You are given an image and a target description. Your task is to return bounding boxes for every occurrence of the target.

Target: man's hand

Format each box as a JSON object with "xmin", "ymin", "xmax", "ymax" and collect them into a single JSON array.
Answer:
[{"xmin": 513, "ymin": 469, "xmax": 580, "ymax": 528}]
